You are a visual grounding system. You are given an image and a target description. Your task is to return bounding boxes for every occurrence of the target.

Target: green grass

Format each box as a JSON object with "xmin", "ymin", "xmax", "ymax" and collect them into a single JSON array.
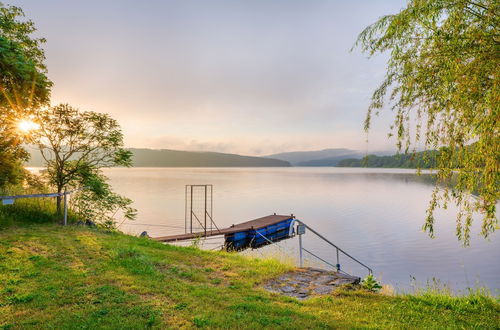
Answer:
[
  {"xmin": 0, "ymin": 224, "xmax": 498, "ymax": 329},
  {"xmin": 0, "ymin": 199, "xmax": 60, "ymax": 229},
  {"xmin": 0, "ymin": 198, "xmax": 80, "ymax": 230}
]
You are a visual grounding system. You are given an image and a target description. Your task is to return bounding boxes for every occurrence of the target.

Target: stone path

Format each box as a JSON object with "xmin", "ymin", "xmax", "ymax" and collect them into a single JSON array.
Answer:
[{"xmin": 263, "ymin": 267, "xmax": 360, "ymax": 299}]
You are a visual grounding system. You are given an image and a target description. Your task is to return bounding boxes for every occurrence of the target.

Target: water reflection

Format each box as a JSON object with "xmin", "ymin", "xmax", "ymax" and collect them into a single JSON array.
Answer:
[{"xmin": 103, "ymin": 167, "xmax": 499, "ymax": 293}]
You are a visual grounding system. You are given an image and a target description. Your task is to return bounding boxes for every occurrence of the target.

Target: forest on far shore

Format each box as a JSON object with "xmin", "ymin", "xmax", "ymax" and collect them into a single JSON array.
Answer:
[{"xmin": 338, "ymin": 151, "xmax": 438, "ymax": 169}]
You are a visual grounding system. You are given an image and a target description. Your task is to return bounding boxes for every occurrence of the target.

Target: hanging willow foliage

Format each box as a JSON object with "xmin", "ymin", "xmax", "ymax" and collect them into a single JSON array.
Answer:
[{"xmin": 355, "ymin": 0, "xmax": 499, "ymax": 244}]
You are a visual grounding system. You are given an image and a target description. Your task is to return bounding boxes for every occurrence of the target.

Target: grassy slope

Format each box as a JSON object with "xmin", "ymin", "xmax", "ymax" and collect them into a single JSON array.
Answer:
[{"xmin": 0, "ymin": 225, "xmax": 498, "ymax": 329}]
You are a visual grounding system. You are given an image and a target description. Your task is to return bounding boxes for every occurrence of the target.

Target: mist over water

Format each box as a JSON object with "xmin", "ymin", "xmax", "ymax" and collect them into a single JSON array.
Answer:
[{"xmin": 105, "ymin": 167, "xmax": 500, "ymax": 293}]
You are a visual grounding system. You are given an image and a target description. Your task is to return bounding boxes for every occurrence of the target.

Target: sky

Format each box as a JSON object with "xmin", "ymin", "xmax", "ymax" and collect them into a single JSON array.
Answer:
[{"xmin": 9, "ymin": 0, "xmax": 405, "ymax": 156}]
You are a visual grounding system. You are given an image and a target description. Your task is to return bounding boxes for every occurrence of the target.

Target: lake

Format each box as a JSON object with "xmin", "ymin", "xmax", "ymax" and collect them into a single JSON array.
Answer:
[{"xmin": 104, "ymin": 167, "xmax": 499, "ymax": 293}]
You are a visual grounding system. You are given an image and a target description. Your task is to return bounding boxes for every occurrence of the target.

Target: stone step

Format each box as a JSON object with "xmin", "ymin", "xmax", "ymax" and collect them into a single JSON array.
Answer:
[{"xmin": 262, "ymin": 267, "xmax": 360, "ymax": 299}]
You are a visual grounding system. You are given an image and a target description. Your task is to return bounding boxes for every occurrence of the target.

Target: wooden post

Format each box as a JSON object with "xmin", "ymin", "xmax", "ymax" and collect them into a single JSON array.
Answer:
[{"xmin": 63, "ymin": 191, "xmax": 68, "ymax": 226}]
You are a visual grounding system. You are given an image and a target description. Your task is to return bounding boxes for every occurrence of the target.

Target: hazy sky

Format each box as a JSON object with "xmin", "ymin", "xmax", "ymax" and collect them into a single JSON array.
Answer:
[{"xmin": 10, "ymin": 0, "xmax": 405, "ymax": 155}]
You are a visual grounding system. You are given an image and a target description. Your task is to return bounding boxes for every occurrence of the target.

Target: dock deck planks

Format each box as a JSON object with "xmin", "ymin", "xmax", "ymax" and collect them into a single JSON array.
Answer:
[{"xmin": 154, "ymin": 214, "xmax": 294, "ymax": 242}]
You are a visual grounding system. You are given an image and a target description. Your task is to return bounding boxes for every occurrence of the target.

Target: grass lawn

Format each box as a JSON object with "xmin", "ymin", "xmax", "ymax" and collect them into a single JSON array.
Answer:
[{"xmin": 0, "ymin": 224, "xmax": 498, "ymax": 329}]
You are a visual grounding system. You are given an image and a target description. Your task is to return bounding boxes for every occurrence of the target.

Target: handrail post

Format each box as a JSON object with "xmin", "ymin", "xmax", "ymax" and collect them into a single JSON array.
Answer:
[
  {"xmin": 299, "ymin": 232, "xmax": 303, "ymax": 267},
  {"xmin": 336, "ymin": 248, "xmax": 340, "ymax": 272}
]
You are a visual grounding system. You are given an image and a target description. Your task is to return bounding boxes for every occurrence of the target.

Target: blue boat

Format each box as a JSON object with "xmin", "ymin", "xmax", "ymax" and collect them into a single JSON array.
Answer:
[{"xmin": 224, "ymin": 215, "xmax": 296, "ymax": 250}]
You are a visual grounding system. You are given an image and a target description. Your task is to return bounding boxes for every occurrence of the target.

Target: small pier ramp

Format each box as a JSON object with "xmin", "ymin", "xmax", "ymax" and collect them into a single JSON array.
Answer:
[
  {"xmin": 154, "ymin": 185, "xmax": 373, "ymax": 278},
  {"xmin": 155, "ymin": 214, "xmax": 296, "ymax": 250},
  {"xmin": 155, "ymin": 213, "xmax": 373, "ymax": 277}
]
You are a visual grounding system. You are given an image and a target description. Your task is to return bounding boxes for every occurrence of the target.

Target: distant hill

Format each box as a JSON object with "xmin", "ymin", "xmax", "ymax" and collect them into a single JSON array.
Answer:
[
  {"xmin": 337, "ymin": 151, "xmax": 438, "ymax": 168},
  {"xmin": 25, "ymin": 148, "xmax": 290, "ymax": 167},
  {"xmin": 129, "ymin": 148, "xmax": 290, "ymax": 167},
  {"xmin": 265, "ymin": 148, "xmax": 364, "ymax": 166}
]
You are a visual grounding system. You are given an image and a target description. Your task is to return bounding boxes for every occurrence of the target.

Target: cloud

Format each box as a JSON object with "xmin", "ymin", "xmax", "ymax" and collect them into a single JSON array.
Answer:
[{"xmin": 13, "ymin": 0, "xmax": 402, "ymax": 155}]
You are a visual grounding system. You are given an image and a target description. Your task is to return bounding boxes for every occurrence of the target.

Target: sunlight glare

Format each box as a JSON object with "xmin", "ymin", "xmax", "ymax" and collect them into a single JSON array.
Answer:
[{"xmin": 17, "ymin": 119, "xmax": 40, "ymax": 133}]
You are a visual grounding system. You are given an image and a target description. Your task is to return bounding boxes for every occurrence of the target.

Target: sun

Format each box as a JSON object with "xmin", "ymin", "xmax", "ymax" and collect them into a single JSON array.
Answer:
[{"xmin": 17, "ymin": 119, "xmax": 40, "ymax": 133}]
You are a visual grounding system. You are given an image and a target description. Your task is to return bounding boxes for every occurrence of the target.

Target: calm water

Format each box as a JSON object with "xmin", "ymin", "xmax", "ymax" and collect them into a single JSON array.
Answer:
[{"xmin": 104, "ymin": 167, "xmax": 499, "ymax": 293}]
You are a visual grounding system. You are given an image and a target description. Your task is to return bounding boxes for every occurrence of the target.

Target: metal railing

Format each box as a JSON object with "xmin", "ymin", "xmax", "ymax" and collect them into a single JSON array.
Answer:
[
  {"xmin": 296, "ymin": 220, "xmax": 372, "ymax": 276},
  {"xmin": 205, "ymin": 210, "xmax": 221, "ymax": 233},
  {"xmin": 189, "ymin": 210, "xmax": 221, "ymax": 235},
  {"xmin": 0, "ymin": 187, "xmax": 85, "ymax": 225}
]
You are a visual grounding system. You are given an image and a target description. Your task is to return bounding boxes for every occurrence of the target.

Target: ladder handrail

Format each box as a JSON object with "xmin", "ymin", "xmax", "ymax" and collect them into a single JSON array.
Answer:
[
  {"xmin": 297, "ymin": 220, "xmax": 372, "ymax": 275},
  {"xmin": 301, "ymin": 247, "xmax": 338, "ymax": 270}
]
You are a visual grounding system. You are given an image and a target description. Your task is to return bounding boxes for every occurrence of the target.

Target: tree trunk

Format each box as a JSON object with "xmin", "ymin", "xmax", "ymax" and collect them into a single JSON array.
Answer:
[{"xmin": 56, "ymin": 187, "xmax": 62, "ymax": 216}]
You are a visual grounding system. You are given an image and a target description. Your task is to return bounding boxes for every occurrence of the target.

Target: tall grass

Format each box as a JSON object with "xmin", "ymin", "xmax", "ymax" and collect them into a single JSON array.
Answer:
[
  {"xmin": 396, "ymin": 277, "xmax": 500, "ymax": 315},
  {"xmin": 0, "ymin": 197, "xmax": 71, "ymax": 228},
  {"xmin": 406, "ymin": 286, "xmax": 499, "ymax": 315}
]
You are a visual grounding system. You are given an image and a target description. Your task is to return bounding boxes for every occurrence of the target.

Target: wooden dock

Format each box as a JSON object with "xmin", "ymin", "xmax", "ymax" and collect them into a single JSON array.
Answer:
[
  {"xmin": 154, "ymin": 213, "xmax": 373, "ymax": 277},
  {"xmin": 154, "ymin": 214, "xmax": 294, "ymax": 242}
]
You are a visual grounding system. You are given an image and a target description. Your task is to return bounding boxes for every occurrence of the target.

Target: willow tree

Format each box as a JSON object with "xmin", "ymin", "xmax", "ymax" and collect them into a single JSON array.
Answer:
[
  {"xmin": 355, "ymin": 0, "xmax": 498, "ymax": 244},
  {"xmin": 0, "ymin": 3, "xmax": 52, "ymax": 188}
]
